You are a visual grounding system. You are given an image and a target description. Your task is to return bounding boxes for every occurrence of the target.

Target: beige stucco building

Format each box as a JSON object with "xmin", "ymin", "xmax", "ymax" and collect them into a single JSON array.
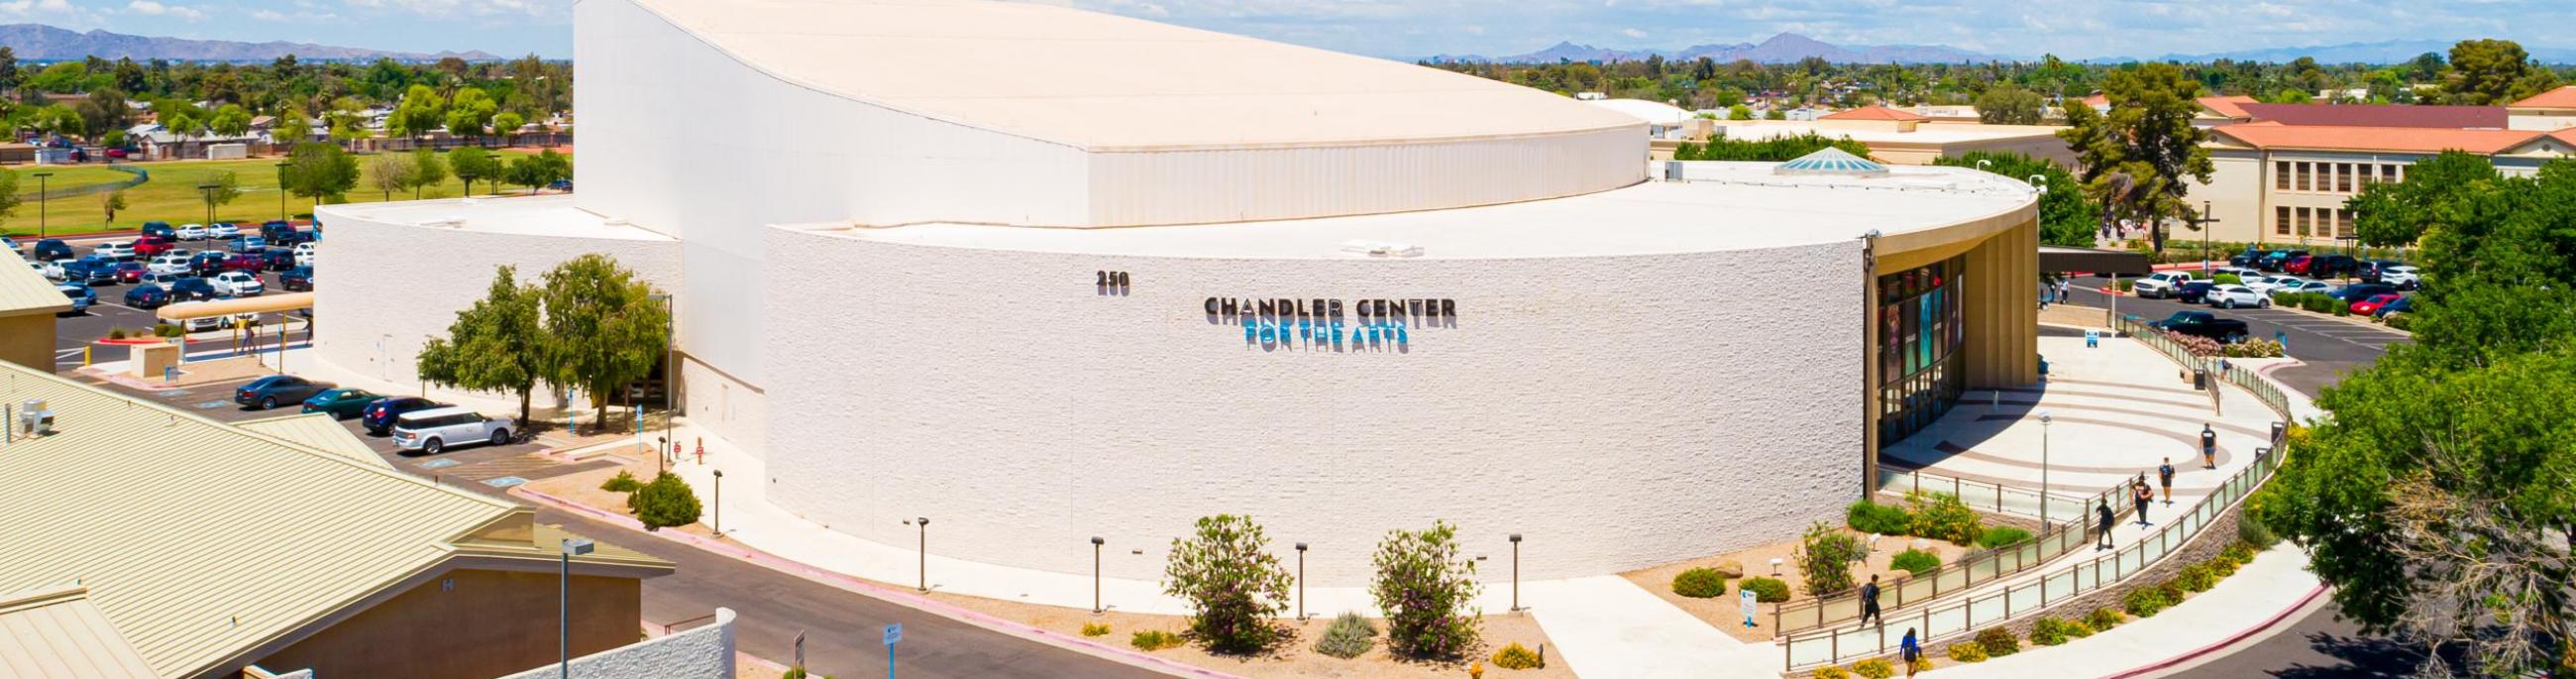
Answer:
[
  {"xmin": 2196, "ymin": 124, "xmax": 2576, "ymax": 246},
  {"xmin": 1700, "ymin": 108, "xmax": 2080, "ymax": 168},
  {"xmin": 0, "ymin": 249, "xmax": 67, "ymax": 370}
]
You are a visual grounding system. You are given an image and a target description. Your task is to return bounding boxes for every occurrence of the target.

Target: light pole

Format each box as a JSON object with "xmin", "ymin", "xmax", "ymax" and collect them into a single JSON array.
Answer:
[
  {"xmin": 1508, "ymin": 534, "xmax": 1524, "ymax": 612},
  {"xmin": 197, "ymin": 183, "xmax": 218, "ymax": 227},
  {"xmin": 32, "ymin": 171, "xmax": 51, "ymax": 237},
  {"xmin": 559, "ymin": 537, "xmax": 594, "ymax": 679},
  {"xmin": 1293, "ymin": 542, "xmax": 1308, "ymax": 621},
  {"xmin": 709, "ymin": 469, "xmax": 723, "ymax": 535},
  {"xmin": 275, "ymin": 162, "xmax": 290, "ymax": 222},
  {"xmin": 1090, "ymin": 536, "xmax": 1105, "ymax": 615},
  {"xmin": 2039, "ymin": 411, "xmax": 2053, "ymax": 527},
  {"xmin": 650, "ymin": 293, "xmax": 674, "ymax": 473},
  {"xmin": 905, "ymin": 517, "xmax": 929, "ymax": 592}
]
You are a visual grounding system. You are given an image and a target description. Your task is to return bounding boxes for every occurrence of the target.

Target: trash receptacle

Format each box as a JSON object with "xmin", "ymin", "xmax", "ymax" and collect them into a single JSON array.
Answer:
[{"xmin": 2193, "ymin": 369, "xmax": 2209, "ymax": 391}]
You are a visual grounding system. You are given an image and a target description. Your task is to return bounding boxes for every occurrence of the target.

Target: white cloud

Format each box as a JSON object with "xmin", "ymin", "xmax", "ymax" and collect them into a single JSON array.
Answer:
[
  {"xmin": 252, "ymin": 7, "xmax": 339, "ymax": 21},
  {"xmin": 1620, "ymin": 28, "xmax": 1646, "ymax": 39},
  {"xmin": 127, "ymin": 0, "xmax": 206, "ymax": 20},
  {"xmin": 345, "ymin": 0, "xmax": 559, "ymax": 17}
]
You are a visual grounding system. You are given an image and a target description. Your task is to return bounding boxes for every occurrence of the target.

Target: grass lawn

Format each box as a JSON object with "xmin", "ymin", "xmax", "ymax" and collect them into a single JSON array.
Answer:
[{"xmin": 0, "ymin": 148, "xmax": 570, "ymax": 237}]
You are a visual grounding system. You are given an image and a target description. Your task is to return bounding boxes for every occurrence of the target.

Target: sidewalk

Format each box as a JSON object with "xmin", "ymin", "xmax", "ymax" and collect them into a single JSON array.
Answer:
[{"xmin": 1921, "ymin": 547, "xmax": 2320, "ymax": 678}]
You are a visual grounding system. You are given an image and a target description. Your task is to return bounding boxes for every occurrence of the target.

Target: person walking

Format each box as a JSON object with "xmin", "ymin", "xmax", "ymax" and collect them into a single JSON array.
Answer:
[
  {"xmin": 1859, "ymin": 574, "xmax": 1883, "ymax": 626},
  {"xmin": 2200, "ymin": 423, "xmax": 2218, "ymax": 469},
  {"xmin": 1901, "ymin": 627, "xmax": 1923, "ymax": 677},
  {"xmin": 2159, "ymin": 457, "xmax": 2176, "ymax": 507},
  {"xmin": 2133, "ymin": 477, "xmax": 2154, "ymax": 526},
  {"xmin": 2095, "ymin": 498, "xmax": 2116, "ymax": 550}
]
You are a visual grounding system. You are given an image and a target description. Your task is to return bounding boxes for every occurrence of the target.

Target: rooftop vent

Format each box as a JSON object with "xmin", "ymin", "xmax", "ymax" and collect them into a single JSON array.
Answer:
[
  {"xmin": 1774, "ymin": 147, "xmax": 1888, "ymax": 177},
  {"xmin": 1340, "ymin": 240, "xmax": 1423, "ymax": 258}
]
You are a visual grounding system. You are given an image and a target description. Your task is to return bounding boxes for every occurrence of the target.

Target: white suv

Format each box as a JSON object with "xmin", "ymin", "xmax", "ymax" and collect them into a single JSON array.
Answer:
[
  {"xmin": 176, "ymin": 223, "xmax": 208, "ymax": 240},
  {"xmin": 148, "ymin": 254, "xmax": 193, "ymax": 276},
  {"xmin": 391, "ymin": 406, "xmax": 515, "ymax": 454},
  {"xmin": 211, "ymin": 271, "xmax": 265, "ymax": 296},
  {"xmin": 92, "ymin": 241, "xmax": 136, "ymax": 260},
  {"xmin": 2132, "ymin": 272, "xmax": 2195, "ymax": 298},
  {"xmin": 292, "ymin": 242, "xmax": 316, "ymax": 267}
]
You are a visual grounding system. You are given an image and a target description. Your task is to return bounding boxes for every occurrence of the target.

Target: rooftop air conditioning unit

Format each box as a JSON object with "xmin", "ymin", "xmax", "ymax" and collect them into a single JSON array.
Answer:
[{"xmin": 18, "ymin": 398, "xmax": 52, "ymax": 436}]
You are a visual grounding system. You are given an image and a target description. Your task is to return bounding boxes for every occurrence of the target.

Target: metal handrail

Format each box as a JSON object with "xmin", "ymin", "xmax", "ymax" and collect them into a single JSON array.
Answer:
[
  {"xmin": 1876, "ymin": 468, "xmax": 2091, "ymax": 521},
  {"xmin": 1782, "ymin": 436, "xmax": 2285, "ymax": 669},
  {"xmin": 1771, "ymin": 478, "xmax": 2135, "ymax": 636}
]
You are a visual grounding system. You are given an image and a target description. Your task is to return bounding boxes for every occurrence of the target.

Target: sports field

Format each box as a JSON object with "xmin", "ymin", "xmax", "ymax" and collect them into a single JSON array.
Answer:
[{"xmin": 0, "ymin": 148, "xmax": 569, "ymax": 237}]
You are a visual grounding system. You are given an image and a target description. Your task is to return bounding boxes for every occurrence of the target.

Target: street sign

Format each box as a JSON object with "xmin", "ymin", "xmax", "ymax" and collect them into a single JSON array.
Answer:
[
  {"xmin": 1740, "ymin": 589, "xmax": 1758, "ymax": 628},
  {"xmin": 883, "ymin": 623, "xmax": 903, "ymax": 646}
]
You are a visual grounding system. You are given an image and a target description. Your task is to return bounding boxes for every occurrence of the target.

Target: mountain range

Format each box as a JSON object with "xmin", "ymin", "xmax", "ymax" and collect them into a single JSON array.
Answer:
[
  {"xmin": 2107, "ymin": 39, "xmax": 2576, "ymax": 65},
  {"xmin": 1424, "ymin": 33, "xmax": 1999, "ymax": 64},
  {"xmin": 0, "ymin": 24, "xmax": 501, "ymax": 62}
]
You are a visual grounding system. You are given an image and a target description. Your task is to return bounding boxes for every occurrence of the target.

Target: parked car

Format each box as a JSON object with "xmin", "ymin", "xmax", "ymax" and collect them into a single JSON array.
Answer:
[
  {"xmin": 187, "ymin": 252, "xmax": 231, "ymax": 277},
  {"xmin": 207, "ymin": 222, "xmax": 241, "ymax": 239},
  {"xmin": 165, "ymin": 277, "xmax": 218, "ymax": 301},
  {"xmin": 391, "ymin": 406, "xmax": 516, "ymax": 454},
  {"xmin": 261, "ymin": 221, "xmax": 305, "ymax": 245},
  {"xmin": 31, "ymin": 238, "xmax": 73, "ymax": 261},
  {"xmin": 139, "ymin": 271, "xmax": 190, "ymax": 287},
  {"xmin": 221, "ymin": 253, "xmax": 268, "ymax": 273},
  {"xmin": 2349, "ymin": 293, "xmax": 2403, "ymax": 316},
  {"xmin": 292, "ymin": 242, "xmax": 316, "ymax": 267},
  {"xmin": 60, "ymin": 258, "xmax": 118, "ymax": 285},
  {"xmin": 2151, "ymin": 310, "xmax": 2252, "ymax": 342},
  {"xmin": 300, "ymin": 388, "xmax": 385, "ymax": 419},
  {"xmin": 2270, "ymin": 280, "xmax": 2336, "ymax": 297},
  {"xmin": 2380, "ymin": 266, "xmax": 2422, "ymax": 289},
  {"xmin": 278, "ymin": 266, "xmax": 313, "ymax": 291},
  {"xmin": 174, "ymin": 314, "xmax": 223, "ymax": 332},
  {"xmin": 2330, "ymin": 283, "xmax": 2400, "ymax": 302},
  {"xmin": 132, "ymin": 235, "xmax": 176, "ymax": 257},
  {"xmin": 225, "ymin": 236, "xmax": 268, "ymax": 254},
  {"xmin": 147, "ymin": 254, "xmax": 193, "ymax": 276},
  {"xmin": 140, "ymin": 221, "xmax": 176, "ymax": 240},
  {"xmin": 2210, "ymin": 266, "xmax": 2261, "ymax": 281},
  {"xmin": 257, "ymin": 247, "xmax": 295, "ymax": 271},
  {"xmin": 2243, "ymin": 276, "xmax": 2307, "ymax": 294},
  {"xmin": 2226, "ymin": 247, "xmax": 2267, "ymax": 269},
  {"xmin": 2258, "ymin": 249, "xmax": 2308, "ymax": 272},
  {"xmin": 111, "ymin": 260, "xmax": 147, "ymax": 283},
  {"xmin": 91, "ymin": 241, "xmax": 136, "ymax": 261},
  {"xmin": 210, "ymin": 271, "xmax": 265, "ymax": 296},
  {"xmin": 2176, "ymin": 281, "xmax": 2217, "ymax": 303},
  {"xmin": 362, "ymin": 396, "xmax": 448, "ymax": 436},
  {"xmin": 2205, "ymin": 283, "xmax": 2272, "ymax": 309},
  {"xmin": 122, "ymin": 283, "xmax": 170, "ymax": 309},
  {"xmin": 2374, "ymin": 295, "xmax": 2414, "ymax": 318},
  {"xmin": 2132, "ymin": 271, "xmax": 2196, "ymax": 299},
  {"xmin": 2282, "ymin": 255, "xmax": 2314, "ymax": 275},
  {"xmin": 2308, "ymin": 255, "xmax": 2359, "ymax": 279},
  {"xmin": 235, "ymin": 375, "xmax": 339, "ymax": 410},
  {"xmin": 175, "ymin": 223, "xmax": 208, "ymax": 241},
  {"xmin": 2357, "ymin": 260, "xmax": 2408, "ymax": 283},
  {"xmin": 56, "ymin": 283, "xmax": 94, "ymax": 314}
]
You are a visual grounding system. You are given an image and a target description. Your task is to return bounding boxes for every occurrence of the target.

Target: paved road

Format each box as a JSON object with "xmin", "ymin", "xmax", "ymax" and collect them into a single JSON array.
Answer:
[
  {"xmin": 2063, "ymin": 276, "xmax": 2410, "ymax": 397},
  {"xmin": 2164, "ymin": 602, "xmax": 2420, "ymax": 679}
]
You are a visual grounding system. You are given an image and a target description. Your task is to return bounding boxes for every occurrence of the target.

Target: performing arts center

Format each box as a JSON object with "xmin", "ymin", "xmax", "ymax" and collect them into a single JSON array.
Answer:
[{"xmin": 312, "ymin": 0, "xmax": 2039, "ymax": 586}]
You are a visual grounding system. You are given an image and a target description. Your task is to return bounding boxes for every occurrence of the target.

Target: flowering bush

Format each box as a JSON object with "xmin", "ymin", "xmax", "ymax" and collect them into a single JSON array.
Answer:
[
  {"xmin": 1946, "ymin": 642, "xmax": 1987, "ymax": 663},
  {"xmin": 1369, "ymin": 520, "xmax": 1482, "ymax": 659},
  {"xmin": 2222, "ymin": 338, "xmax": 2285, "ymax": 358},
  {"xmin": 1490, "ymin": 642, "xmax": 1545, "ymax": 670},
  {"xmin": 2163, "ymin": 329, "xmax": 2223, "ymax": 357},
  {"xmin": 1975, "ymin": 627, "xmax": 2020, "ymax": 657},
  {"xmin": 1904, "ymin": 491, "xmax": 1986, "ymax": 545},
  {"xmin": 1163, "ymin": 514, "xmax": 1294, "ymax": 654},
  {"xmin": 1851, "ymin": 657, "xmax": 1895, "ymax": 678}
]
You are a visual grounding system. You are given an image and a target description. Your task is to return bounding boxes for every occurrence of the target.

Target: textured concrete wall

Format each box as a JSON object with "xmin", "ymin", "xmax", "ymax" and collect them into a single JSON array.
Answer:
[
  {"xmin": 760, "ymin": 228, "xmax": 1868, "ymax": 587},
  {"xmin": 0, "ymin": 314, "xmax": 52, "ymax": 371},
  {"xmin": 308, "ymin": 203, "xmax": 682, "ymax": 417},
  {"xmin": 244, "ymin": 569, "xmax": 642, "ymax": 679},
  {"xmin": 494, "ymin": 609, "xmax": 735, "ymax": 679}
]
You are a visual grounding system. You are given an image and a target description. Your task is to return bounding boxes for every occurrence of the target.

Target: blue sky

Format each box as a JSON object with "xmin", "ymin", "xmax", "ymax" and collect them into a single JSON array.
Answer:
[{"xmin": 2, "ymin": 0, "xmax": 2571, "ymax": 60}]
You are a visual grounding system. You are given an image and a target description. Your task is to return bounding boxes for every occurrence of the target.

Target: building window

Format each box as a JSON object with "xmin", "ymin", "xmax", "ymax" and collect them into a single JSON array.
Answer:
[
  {"xmin": 2276, "ymin": 161, "xmax": 2291, "ymax": 190},
  {"xmin": 2297, "ymin": 207, "xmax": 2311, "ymax": 236},
  {"xmin": 2338, "ymin": 210, "xmax": 2355, "ymax": 237},
  {"xmin": 2297, "ymin": 163, "xmax": 2311, "ymax": 191},
  {"xmin": 2337, "ymin": 163, "xmax": 2354, "ymax": 192},
  {"xmin": 2276, "ymin": 206, "xmax": 2292, "ymax": 235},
  {"xmin": 1877, "ymin": 256, "xmax": 1966, "ymax": 447}
]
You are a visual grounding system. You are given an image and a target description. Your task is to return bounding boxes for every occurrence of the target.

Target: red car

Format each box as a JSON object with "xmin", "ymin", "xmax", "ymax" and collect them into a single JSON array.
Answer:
[
  {"xmin": 113, "ymin": 261, "xmax": 146, "ymax": 283},
  {"xmin": 2283, "ymin": 255, "xmax": 2313, "ymax": 275},
  {"xmin": 222, "ymin": 253, "xmax": 268, "ymax": 273},
  {"xmin": 2350, "ymin": 293, "xmax": 2403, "ymax": 315},
  {"xmin": 133, "ymin": 235, "xmax": 175, "ymax": 257}
]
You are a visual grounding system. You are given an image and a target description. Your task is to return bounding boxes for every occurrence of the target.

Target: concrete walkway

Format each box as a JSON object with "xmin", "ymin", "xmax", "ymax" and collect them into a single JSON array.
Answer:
[
  {"xmin": 1525, "ymin": 577, "xmax": 1775, "ymax": 679},
  {"xmin": 1919, "ymin": 547, "xmax": 2320, "ymax": 678}
]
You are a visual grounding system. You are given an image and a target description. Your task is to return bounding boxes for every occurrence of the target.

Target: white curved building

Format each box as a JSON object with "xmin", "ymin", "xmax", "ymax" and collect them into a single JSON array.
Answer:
[{"xmin": 315, "ymin": 0, "xmax": 2038, "ymax": 587}]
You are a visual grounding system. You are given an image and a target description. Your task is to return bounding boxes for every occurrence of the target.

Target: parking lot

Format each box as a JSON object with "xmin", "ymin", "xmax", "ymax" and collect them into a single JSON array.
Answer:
[{"xmin": 2068, "ymin": 273, "xmax": 2412, "ymax": 395}]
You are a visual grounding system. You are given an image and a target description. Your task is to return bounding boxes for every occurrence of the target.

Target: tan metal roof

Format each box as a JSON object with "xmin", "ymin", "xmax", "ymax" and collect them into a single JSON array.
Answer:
[
  {"xmin": 157, "ymin": 292, "xmax": 314, "ymax": 321},
  {"xmin": 0, "ymin": 585, "xmax": 155, "ymax": 679},
  {"xmin": 235, "ymin": 413, "xmax": 391, "ymax": 470},
  {"xmin": 622, "ymin": 0, "xmax": 1641, "ymax": 151},
  {"xmin": 0, "ymin": 249, "xmax": 72, "ymax": 317},
  {"xmin": 0, "ymin": 360, "xmax": 528, "ymax": 677}
]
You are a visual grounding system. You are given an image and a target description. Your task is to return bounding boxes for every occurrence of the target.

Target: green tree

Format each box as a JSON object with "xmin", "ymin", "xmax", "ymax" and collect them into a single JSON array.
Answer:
[
  {"xmin": 1974, "ymin": 83, "xmax": 2044, "ymax": 125},
  {"xmin": 507, "ymin": 149, "xmax": 572, "ymax": 192},
  {"xmin": 417, "ymin": 265, "xmax": 549, "ymax": 422},
  {"xmin": 389, "ymin": 83, "xmax": 445, "ymax": 141},
  {"xmin": 540, "ymin": 254, "xmax": 671, "ymax": 434},
  {"xmin": 279, "ymin": 142, "xmax": 361, "ymax": 205},
  {"xmin": 0, "ymin": 168, "xmax": 21, "ymax": 226},
  {"xmin": 197, "ymin": 170, "xmax": 241, "ymax": 214},
  {"xmin": 99, "ymin": 189, "xmax": 125, "ymax": 224},
  {"xmin": 368, "ymin": 153, "xmax": 416, "ymax": 202},
  {"xmin": 445, "ymin": 87, "xmax": 497, "ymax": 138},
  {"xmin": 2343, "ymin": 151, "xmax": 2500, "ymax": 249},
  {"xmin": 1674, "ymin": 132, "xmax": 1871, "ymax": 162},
  {"xmin": 271, "ymin": 108, "xmax": 310, "ymax": 145},
  {"xmin": 207, "ymin": 103, "xmax": 253, "ymax": 138},
  {"xmin": 410, "ymin": 148, "xmax": 448, "ymax": 199},
  {"xmin": 1368, "ymin": 520, "xmax": 1482, "ymax": 659},
  {"xmin": 1794, "ymin": 521, "xmax": 1868, "ymax": 597},
  {"xmin": 450, "ymin": 146, "xmax": 500, "ymax": 195},
  {"xmin": 75, "ymin": 88, "xmax": 129, "ymax": 142},
  {"xmin": 1935, "ymin": 151, "xmax": 2099, "ymax": 246},
  {"xmin": 2057, "ymin": 63, "xmax": 2212, "ymax": 252},
  {"xmin": 2440, "ymin": 39, "xmax": 2560, "ymax": 105},
  {"xmin": 1162, "ymin": 514, "xmax": 1294, "ymax": 654},
  {"xmin": 491, "ymin": 111, "xmax": 525, "ymax": 145},
  {"xmin": 1726, "ymin": 104, "xmax": 1751, "ymax": 120}
]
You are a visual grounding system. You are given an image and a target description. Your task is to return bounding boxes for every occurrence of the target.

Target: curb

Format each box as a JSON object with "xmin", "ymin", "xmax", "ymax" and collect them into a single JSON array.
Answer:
[
  {"xmin": 511, "ymin": 487, "xmax": 1248, "ymax": 679},
  {"xmin": 2100, "ymin": 584, "xmax": 2329, "ymax": 679}
]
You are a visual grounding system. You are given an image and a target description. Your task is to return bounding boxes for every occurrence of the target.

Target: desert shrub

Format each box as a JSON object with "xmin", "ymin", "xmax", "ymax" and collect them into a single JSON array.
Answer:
[
  {"xmin": 1847, "ymin": 501, "xmax": 1912, "ymax": 535},
  {"xmin": 2239, "ymin": 516, "xmax": 2281, "ymax": 548},
  {"xmin": 2304, "ymin": 295, "xmax": 2334, "ymax": 313},
  {"xmin": 2117, "ymin": 280, "xmax": 2135, "ymax": 291},
  {"xmin": 1370, "ymin": 520, "xmax": 1482, "ymax": 659},
  {"xmin": 1908, "ymin": 657, "xmax": 1936, "ymax": 673},
  {"xmin": 2165, "ymin": 330, "xmax": 2223, "ymax": 356},
  {"xmin": 1742, "ymin": 577, "xmax": 1790, "ymax": 603},
  {"xmin": 627, "ymin": 472, "xmax": 701, "ymax": 530},
  {"xmin": 1490, "ymin": 642, "xmax": 1545, "ymax": 670},
  {"xmin": 1795, "ymin": 522, "xmax": 1869, "ymax": 596},
  {"xmin": 2029, "ymin": 617, "xmax": 2074, "ymax": 646},
  {"xmin": 2221, "ymin": 541, "xmax": 2259, "ymax": 565},
  {"xmin": 1080, "ymin": 622, "xmax": 1112, "ymax": 637},
  {"xmin": 2207, "ymin": 556, "xmax": 2240, "ymax": 578},
  {"xmin": 1672, "ymin": 567, "xmax": 1729, "ymax": 598},
  {"xmin": 1130, "ymin": 629, "xmax": 1185, "ymax": 651},
  {"xmin": 779, "ymin": 668, "xmax": 832, "ymax": 679},
  {"xmin": 600, "ymin": 469, "xmax": 642, "ymax": 493},
  {"xmin": 154, "ymin": 323, "xmax": 181, "ymax": 337},
  {"xmin": 2222, "ymin": 338, "xmax": 2286, "ymax": 358},
  {"xmin": 1903, "ymin": 491, "xmax": 1986, "ymax": 545},
  {"xmin": 2211, "ymin": 274, "xmax": 2242, "ymax": 284},
  {"xmin": 1974, "ymin": 627, "xmax": 2020, "ymax": 657},
  {"xmin": 2176, "ymin": 562, "xmax": 2218, "ymax": 592},
  {"xmin": 1851, "ymin": 657, "xmax": 1894, "ymax": 678},
  {"xmin": 106, "ymin": 327, "xmax": 127, "ymax": 339},
  {"xmin": 1312, "ymin": 613, "xmax": 1377, "ymax": 659},
  {"xmin": 1809, "ymin": 665, "xmax": 1851, "ymax": 679},
  {"xmin": 2386, "ymin": 314, "xmax": 2413, "ymax": 331},
  {"xmin": 2332, "ymin": 302, "xmax": 2352, "ymax": 316},
  {"xmin": 1976, "ymin": 526, "xmax": 2032, "ymax": 549},
  {"xmin": 1946, "ymin": 642, "xmax": 1988, "ymax": 663},
  {"xmin": 1164, "ymin": 514, "xmax": 1295, "ymax": 654},
  {"xmin": 2066, "ymin": 618, "xmax": 2095, "ymax": 638},
  {"xmin": 2158, "ymin": 580, "xmax": 2189, "ymax": 606},
  {"xmin": 2123, "ymin": 586, "xmax": 2173, "ymax": 618},
  {"xmin": 2086, "ymin": 607, "xmax": 2125, "ymax": 630},
  {"xmin": 1888, "ymin": 548, "xmax": 1941, "ymax": 576}
]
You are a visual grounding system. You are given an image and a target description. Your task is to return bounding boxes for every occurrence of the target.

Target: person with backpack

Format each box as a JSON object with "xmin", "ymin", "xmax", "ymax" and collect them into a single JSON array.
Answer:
[
  {"xmin": 2159, "ymin": 458, "xmax": 2176, "ymax": 507},
  {"xmin": 1859, "ymin": 574, "xmax": 1884, "ymax": 626},
  {"xmin": 2201, "ymin": 423, "xmax": 2218, "ymax": 469},
  {"xmin": 2095, "ymin": 498, "xmax": 2116, "ymax": 550},
  {"xmin": 2133, "ymin": 476, "xmax": 2154, "ymax": 526},
  {"xmin": 1901, "ymin": 627, "xmax": 1923, "ymax": 677}
]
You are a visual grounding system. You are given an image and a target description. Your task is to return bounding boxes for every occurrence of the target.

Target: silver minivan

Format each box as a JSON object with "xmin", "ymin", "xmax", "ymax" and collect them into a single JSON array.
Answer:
[{"xmin": 390, "ymin": 406, "xmax": 516, "ymax": 454}]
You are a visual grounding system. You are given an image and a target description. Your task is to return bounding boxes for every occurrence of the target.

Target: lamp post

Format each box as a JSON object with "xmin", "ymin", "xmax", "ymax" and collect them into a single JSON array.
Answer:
[
  {"xmin": 459, "ymin": 170, "xmax": 477, "ymax": 197},
  {"xmin": 905, "ymin": 517, "xmax": 929, "ymax": 592},
  {"xmin": 1508, "ymin": 533, "xmax": 1524, "ymax": 612},
  {"xmin": 559, "ymin": 537, "xmax": 594, "ymax": 679},
  {"xmin": 274, "ymin": 162, "xmax": 290, "ymax": 222},
  {"xmin": 1293, "ymin": 542, "xmax": 1308, "ymax": 621},
  {"xmin": 2039, "ymin": 411, "xmax": 2053, "ymax": 527},
  {"xmin": 709, "ymin": 469, "xmax": 723, "ymax": 535},
  {"xmin": 649, "ymin": 293, "xmax": 674, "ymax": 473},
  {"xmin": 197, "ymin": 183, "xmax": 218, "ymax": 227},
  {"xmin": 32, "ymin": 171, "xmax": 51, "ymax": 237},
  {"xmin": 1090, "ymin": 536, "xmax": 1105, "ymax": 615}
]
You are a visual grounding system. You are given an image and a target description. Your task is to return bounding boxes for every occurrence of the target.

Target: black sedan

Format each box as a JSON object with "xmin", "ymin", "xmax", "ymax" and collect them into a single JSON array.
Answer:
[
  {"xmin": 2175, "ymin": 281, "xmax": 2216, "ymax": 303},
  {"xmin": 236, "ymin": 375, "xmax": 339, "ymax": 410},
  {"xmin": 122, "ymin": 283, "xmax": 171, "ymax": 309},
  {"xmin": 362, "ymin": 396, "xmax": 447, "ymax": 436},
  {"xmin": 278, "ymin": 266, "xmax": 313, "ymax": 291}
]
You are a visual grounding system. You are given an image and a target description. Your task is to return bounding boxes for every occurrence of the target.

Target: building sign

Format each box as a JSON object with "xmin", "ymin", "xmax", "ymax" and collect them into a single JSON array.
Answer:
[{"xmin": 1205, "ymin": 296, "xmax": 1457, "ymax": 351}]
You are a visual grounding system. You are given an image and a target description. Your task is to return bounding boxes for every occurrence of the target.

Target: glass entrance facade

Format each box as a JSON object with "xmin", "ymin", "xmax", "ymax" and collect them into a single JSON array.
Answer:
[{"xmin": 1878, "ymin": 256, "xmax": 1966, "ymax": 445}]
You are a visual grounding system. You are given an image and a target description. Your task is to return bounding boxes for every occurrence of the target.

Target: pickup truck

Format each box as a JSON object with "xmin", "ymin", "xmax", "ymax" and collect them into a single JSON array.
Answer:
[
  {"xmin": 2132, "ymin": 271, "xmax": 2195, "ymax": 299},
  {"xmin": 2149, "ymin": 311, "xmax": 2251, "ymax": 343}
]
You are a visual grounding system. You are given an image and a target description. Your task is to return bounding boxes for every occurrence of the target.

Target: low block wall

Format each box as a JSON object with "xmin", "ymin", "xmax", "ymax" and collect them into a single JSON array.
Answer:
[{"xmin": 494, "ymin": 608, "xmax": 735, "ymax": 679}]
